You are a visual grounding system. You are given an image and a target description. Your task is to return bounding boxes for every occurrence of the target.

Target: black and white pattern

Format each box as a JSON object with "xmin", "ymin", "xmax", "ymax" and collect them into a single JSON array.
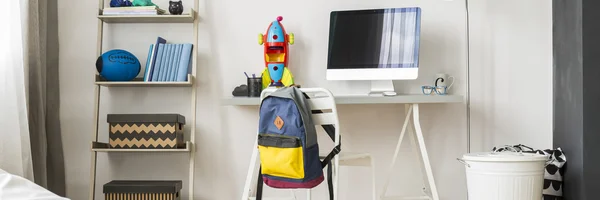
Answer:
[{"xmin": 492, "ymin": 144, "xmax": 566, "ymax": 200}]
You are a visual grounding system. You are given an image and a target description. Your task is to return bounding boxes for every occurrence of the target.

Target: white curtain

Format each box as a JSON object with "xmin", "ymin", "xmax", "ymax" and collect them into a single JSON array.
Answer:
[{"xmin": 0, "ymin": 0, "xmax": 33, "ymax": 180}]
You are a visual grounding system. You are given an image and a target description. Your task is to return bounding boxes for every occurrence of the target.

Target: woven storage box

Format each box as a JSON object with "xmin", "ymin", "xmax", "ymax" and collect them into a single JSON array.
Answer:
[
  {"xmin": 107, "ymin": 114, "xmax": 185, "ymax": 149},
  {"xmin": 103, "ymin": 180, "xmax": 182, "ymax": 200}
]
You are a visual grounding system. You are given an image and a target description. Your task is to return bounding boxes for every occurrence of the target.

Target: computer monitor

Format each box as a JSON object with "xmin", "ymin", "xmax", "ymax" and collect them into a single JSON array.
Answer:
[{"xmin": 327, "ymin": 7, "xmax": 422, "ymax": 95}]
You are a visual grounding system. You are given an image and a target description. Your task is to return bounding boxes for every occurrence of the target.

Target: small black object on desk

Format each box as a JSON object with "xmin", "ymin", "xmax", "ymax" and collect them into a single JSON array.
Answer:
[
  {"xmin": 232, "ymin": 85, "xmax": 248, "ymax": 97},
  {"xmin": 247, "ymin": 77, "xmax": 262, "ymax": 97}
]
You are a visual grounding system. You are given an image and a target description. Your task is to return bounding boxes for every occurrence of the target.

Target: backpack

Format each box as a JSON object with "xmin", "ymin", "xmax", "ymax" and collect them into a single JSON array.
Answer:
[{"xmin": 256, "ymin": 87, "xmax": 340, "ymax": 200}]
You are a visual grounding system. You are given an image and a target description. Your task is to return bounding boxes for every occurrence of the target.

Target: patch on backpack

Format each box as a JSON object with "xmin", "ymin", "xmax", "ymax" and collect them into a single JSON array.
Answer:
[{"xmin": 274, "ymin": 116, "xmax": 284, "ymax": 130}]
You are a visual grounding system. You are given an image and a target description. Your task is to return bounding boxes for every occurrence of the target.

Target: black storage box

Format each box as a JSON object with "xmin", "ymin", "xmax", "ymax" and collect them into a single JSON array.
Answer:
[
  {"xmin": 107, "ymin": 114, "xmax": 185, "ymax": 149},
  {"xmin": 103, "ymin": 180, "xmax": 182, "ymax": 200}
]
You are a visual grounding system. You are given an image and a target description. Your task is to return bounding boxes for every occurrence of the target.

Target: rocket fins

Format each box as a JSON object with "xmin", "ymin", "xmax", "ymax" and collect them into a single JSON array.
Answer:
[
  {"xmin": 281, "ymin": 67, "xmax": 295, "ymax": 87},
  {"xmin": 261, "ymin": 68, "xmax": 271, "ymax": 89}
]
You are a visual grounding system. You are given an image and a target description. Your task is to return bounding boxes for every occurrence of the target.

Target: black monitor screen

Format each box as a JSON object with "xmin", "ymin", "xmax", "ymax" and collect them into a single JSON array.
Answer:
[{"xmin": 327, "ymin": 8, "xmax": 421, "ymax": 69}]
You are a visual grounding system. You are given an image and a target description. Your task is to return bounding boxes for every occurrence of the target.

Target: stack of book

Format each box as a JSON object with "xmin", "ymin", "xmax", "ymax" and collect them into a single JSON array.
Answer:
[
  {"xmin": 144, "ymin": 37, "xmax": 193, "ymax": 82},
  {"xmin": 102, "ymin": 6, "xmax": 166, "ymax": 15}
]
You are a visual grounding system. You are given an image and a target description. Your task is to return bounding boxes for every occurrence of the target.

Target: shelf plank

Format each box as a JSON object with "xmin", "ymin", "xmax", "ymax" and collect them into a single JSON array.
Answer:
[
  {"xmin": 95, "ymin": 74, "xmax": 193, "ymax": 87},
  {"xmin": 222, "ymin": 95, "xmax": 464, "ymax": 106},
  {"xmin": 92, "ymin": 141, "xmax": 192, "ymax": 152},
  {"xmin": 98, "ymin": 9, "xmax": 196, "ymax": 23}
]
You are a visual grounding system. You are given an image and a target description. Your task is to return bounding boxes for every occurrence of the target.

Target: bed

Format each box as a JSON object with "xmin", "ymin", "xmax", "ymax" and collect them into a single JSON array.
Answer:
[{"xmin": 0, "ymin": 168, "xmax": 69, "ymax": 200}]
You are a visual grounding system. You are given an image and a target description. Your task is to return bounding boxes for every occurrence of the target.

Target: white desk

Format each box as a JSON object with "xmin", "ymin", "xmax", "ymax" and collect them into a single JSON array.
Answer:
[
  {"xmin": 222, "ymin": 95, "xmax": 463, "ymax": 106},
  {"xmin": 225, "ymin": 94, "xmax": 464, "ymax": 200}
]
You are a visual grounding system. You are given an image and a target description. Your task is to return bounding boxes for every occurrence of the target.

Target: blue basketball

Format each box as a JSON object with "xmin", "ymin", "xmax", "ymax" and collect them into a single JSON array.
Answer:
[{"xmin": 96, "ymin": 49, "xmax": 140, "ymax": 81}]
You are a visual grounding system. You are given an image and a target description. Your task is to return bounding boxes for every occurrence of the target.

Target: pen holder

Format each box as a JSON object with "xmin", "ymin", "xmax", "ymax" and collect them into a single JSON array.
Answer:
[{"xmin": 247, "ymin": 77, "xmax": 262, "ymax": 97}]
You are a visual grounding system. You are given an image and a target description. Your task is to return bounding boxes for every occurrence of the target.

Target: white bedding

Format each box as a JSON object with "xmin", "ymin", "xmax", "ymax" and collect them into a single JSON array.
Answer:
[{"xmin": 0, "ymin": 169, "xmax": 69, "ymax": 200}]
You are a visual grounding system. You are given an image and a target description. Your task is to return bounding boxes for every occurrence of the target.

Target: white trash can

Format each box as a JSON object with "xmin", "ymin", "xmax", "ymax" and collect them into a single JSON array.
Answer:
[{"xmin": 459, "ymin": 152, "xmax": 548, "ymax": 200}]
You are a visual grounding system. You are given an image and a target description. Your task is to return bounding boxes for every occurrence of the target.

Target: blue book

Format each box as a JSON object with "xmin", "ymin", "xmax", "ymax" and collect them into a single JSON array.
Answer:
[
  {"xmin": 163, "ymin": 44, "xmax": 173, "ymax": 81},
  {"xmin": 166, "ymin": 44, "xmax": 179, "ymax": 81},
  {"xmin": 142, "ymin": 44, "xmax": 153, "ymax": 78},
  {"xmin": 144, "ymin": 37, "xmax": 166, "ymax": 82},
  {"xmin": 176, "ymin": 44, "xmax": 193, "ymax": 81},
  {"xmin": 158, "ymin": 44, "xmax": 172, "ymax": 81},
  {"xmin": 169, "ymin": 44, "xmax": 183, "ymax": 81},
  {"xmin": 165, "ymin": 44, "xmax": 177, "ymax": 81},
  {"xmin": 151, "ymin": 43, "xmax": 165, "ymax": 81}
]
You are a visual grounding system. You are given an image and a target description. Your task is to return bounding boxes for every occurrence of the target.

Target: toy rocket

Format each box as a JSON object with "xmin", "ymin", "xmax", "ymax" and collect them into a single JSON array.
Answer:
[{"xmin": 259, "ymin": 16, "xmax": 295, "ymax": 89}]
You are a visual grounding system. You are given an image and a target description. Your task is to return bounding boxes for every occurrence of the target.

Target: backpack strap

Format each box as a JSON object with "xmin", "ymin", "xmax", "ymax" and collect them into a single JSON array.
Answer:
[
  {"xmin": 315, "ymin": 112, "xmax": 340, "ymax": 200},
  {"xmin": 319, "ymin": 123, "xmax": 341, "ymax": 169},
  {"xmin": 313, "ymin": 110, "xmax": 341, "ymax": 169},
  {"xmin": 256, "ymin": 167, "xmax": 264, "ymax": 200},
  {"xmin": 327, "ymin": 163, "xmax": 334, "ymax": 200}
]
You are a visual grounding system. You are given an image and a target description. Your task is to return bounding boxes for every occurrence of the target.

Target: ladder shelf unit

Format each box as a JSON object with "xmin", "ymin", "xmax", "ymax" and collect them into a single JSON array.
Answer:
[
  {"xmin": 89, "ymin": 0, "xmax": 199, "ymax": 199},
  {"xmin": 97, "ymin": 9, "xmax": 196, "ymax": 23},
  {"xmin": 95, "ymin": 74, "xmax": 194, "ymax": 87},
  {"xmin": 91, "ymin": 141, "xmax": 193, "ymax": 152}
]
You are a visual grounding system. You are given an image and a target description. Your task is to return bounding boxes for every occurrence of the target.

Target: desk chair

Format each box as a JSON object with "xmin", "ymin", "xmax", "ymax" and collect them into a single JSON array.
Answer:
[{"xmin": 241, "ymin": 88, "xmax": 377, "ymax": 200}]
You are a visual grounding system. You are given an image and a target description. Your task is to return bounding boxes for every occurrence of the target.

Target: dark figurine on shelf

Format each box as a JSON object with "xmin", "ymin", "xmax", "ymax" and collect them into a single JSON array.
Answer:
[
  {"xmin": 169, "ymin": 0, "xmax": 184, "ymax": 15},
  {"xmin": 110, "ymin": 0, "xmax": 133, "ymax": 7}
]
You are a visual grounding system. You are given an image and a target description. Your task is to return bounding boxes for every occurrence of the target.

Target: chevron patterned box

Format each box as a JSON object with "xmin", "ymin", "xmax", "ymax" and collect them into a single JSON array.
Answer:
[
  {"xmin": 103, "ymin": 180, "xmax": 182, "ymax": 200},
  {"xmin": 107, "ymin": 114, "xmax": 185, "ymax": 149}
]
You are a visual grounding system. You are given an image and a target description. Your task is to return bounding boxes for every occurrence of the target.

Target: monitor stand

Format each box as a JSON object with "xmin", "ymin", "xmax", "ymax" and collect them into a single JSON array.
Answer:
[{"xmin": 369, "ymin": 80, "xmax": 397, "ymax": 96}]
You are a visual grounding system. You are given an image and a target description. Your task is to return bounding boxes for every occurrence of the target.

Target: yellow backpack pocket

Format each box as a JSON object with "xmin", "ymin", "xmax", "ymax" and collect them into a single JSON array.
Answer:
[{"xmin": 258, "ymin": 135, "xmax": 305, "ymax": 179}]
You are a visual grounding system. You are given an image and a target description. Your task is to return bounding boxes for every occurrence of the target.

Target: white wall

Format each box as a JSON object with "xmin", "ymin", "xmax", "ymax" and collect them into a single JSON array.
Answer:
[
  {"xmin": 56, "ymin": 0, "xmax": 550, "ymax": 200},
  {"xmin": 468, "ymin": 0, "xmax": 553, "ymax": 152}
]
